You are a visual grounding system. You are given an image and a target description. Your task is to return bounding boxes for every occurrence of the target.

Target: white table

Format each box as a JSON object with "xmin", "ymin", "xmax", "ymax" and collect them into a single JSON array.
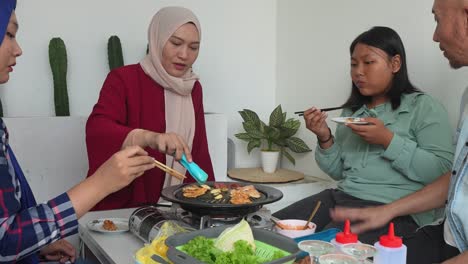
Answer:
[{"xmin": 78, "ymin": 208, "xmax": 143, "ymax": 264}]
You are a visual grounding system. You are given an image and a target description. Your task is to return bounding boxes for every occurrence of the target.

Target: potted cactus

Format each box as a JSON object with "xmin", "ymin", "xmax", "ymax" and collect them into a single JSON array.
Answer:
[
  {"xmin": 48, "ymin": 37, "xmax": 69, "ymax": 116},
  {"xmin": 107, "ymin": 35, "xmax": 124, "ymax": 71},
  {"xmin": 235, "ymin": 105, "xmax": 311, "ymax": 173}
]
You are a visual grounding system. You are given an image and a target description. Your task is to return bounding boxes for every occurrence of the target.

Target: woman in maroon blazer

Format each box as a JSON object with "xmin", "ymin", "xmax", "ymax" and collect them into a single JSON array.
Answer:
[{"xmin": 86, "ymin": 7, "xmax": 215, "ymax": 210}]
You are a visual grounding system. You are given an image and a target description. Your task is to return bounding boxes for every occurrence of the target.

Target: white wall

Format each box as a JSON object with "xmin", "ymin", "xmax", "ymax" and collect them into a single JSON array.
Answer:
[
  {"xmin": 4, "ymin": 0, "xmax": 277, "ymax": 168},
  {"xmin": 2, "ymin": 0, "xmax": 466, "ymax": 179},
  {"xmin": 277, "ymin": 0, "xmax": 468, "ymax": 178}
]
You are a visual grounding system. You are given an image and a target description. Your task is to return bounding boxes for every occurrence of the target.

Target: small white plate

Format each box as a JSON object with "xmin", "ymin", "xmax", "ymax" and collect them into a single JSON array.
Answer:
[
  {"xmin": 87, "ymin": 218, "xmax": 129, "ymax": 233},
  {"xmin": 331, "ymin": 117, "xmax": 369, "ymax": 125}
]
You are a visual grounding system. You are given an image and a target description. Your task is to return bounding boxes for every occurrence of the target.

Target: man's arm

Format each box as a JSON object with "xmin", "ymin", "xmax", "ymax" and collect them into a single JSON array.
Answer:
[
  {"xmin": 442, "ymin": 251, "xmax": 468, "ymax": 264},
  {"xmin": 331, "ymin": 171, "xmax": 451, "ymax": 233}
]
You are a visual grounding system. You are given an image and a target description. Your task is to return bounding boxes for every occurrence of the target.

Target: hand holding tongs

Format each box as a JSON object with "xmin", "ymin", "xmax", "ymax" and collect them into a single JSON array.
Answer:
[
  {"xmin": 179, "ymin": 154, "xmax": 208, "ymax": 185},
  {"xmin": 153, "ymin": 154, "xmax": 208, "ymax": 184}
]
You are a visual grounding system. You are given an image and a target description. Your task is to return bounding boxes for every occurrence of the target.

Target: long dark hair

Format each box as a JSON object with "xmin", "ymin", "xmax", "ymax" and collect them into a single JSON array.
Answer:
[{"xmin": 343, "ymin": 26, "xmax": 419, "ymax": 111}]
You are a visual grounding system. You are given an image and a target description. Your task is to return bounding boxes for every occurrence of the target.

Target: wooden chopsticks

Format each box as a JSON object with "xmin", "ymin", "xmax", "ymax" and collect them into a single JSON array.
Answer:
[
  {"xmin": 295, "ymin": 105, "xmax": 358, "ymax": 116},
  {"xmin": 153, "ymin": 159, "xmax": 186, "ymax": 180},
  {"xmin": 271, "ymin": 218, "xmax": 288, "ymax": 230}
]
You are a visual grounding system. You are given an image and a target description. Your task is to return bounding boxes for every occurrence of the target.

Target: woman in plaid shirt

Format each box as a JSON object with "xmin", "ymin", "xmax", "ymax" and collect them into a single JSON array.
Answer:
[{"xmin": 0, "ymin": 1, "xmax": 156, "ymax": 262}]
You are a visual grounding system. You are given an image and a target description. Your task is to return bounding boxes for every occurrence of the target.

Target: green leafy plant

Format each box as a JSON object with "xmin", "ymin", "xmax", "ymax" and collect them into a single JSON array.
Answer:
[
  {"xmin": 235, "ymin": 105, "xmax": 312, "ymax": 165},
  {"xmin": 48, "ymin": 37, "xmax": 69, "ymax": 116}
]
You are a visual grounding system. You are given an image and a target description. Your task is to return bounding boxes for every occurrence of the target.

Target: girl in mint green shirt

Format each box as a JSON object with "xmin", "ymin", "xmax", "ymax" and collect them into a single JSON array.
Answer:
[{"xmin": 273, "ymin": 27, "xmax": 453, "ymax": 263}]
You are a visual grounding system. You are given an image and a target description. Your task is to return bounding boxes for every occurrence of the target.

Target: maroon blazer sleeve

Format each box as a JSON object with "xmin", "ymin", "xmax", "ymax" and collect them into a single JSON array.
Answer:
[
  {"xmin": 86, "ymin": 70, "xmax": 134, "ymax": 177},
  {"xmin": 86, "ymin": 65, "xmax": 170, "ymax": 210},
  {"xmin": 85, "ymin": 70, "xmax": 139, "ymax": 210},
  {"xmin": 191, "ymin": 81, "xmax": 215, "ymax": 181}
]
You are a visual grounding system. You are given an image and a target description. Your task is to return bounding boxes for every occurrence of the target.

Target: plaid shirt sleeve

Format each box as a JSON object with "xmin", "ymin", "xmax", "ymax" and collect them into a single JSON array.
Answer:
[{"xmin": 0, "ymin": 122, "xmax": 78, "ymax": 262}]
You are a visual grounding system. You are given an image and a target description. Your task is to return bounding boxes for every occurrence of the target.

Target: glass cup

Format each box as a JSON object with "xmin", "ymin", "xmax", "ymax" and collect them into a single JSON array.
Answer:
[
  {"xmin": 319, "ymin": 253, "xmax": 359, "ymax": 264},
  {"xmin": 340, "ymin": 243, "xmax": 377, "ymax": 263},
  {"xmin": 297, "ymin": 240, "xmax": 335, "ymax": 264}
]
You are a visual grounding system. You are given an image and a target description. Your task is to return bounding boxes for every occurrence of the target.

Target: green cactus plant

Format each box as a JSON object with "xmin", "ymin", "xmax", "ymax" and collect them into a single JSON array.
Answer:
[
  {"xmin": 48, "ymin": 37, "xmax": 69, "ymax": 116},
  {"xmin": 0, "ymin": 98, "xmax": 3, "ymax": 117},
  {"xmin": 108, "ymin": 35, "xmax": 124, "ymax": 70}
]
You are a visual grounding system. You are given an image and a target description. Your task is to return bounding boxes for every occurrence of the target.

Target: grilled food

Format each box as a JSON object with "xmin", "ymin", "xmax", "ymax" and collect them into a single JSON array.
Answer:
[
  {"xmin": 103, "ymin": 219, "xmax": 117, "ymax": 231},
  {"xmin": 230, "ymin": 189, "xmax": 252, "ymax": 204},
  {"xmin": 345, "ymin": 117, "xmax": 363, "ymax": 123},
  {"xmin": 182, "ymin": 183, "xmax": 261, "ymax": 205},
  {"xmin": 238, "ymin": 185, "xmax": 261, "ymax": 198},
  {"xmin": 182, "ymin": 185, "xmax": 210, "ymax": 198}
]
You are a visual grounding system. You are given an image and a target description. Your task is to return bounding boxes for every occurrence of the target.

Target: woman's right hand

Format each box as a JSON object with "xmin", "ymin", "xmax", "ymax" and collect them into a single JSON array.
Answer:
[
  {"xmin": 303, "ymin": 107, "xmax": 330, "ymax": 140},
  {"xmin": 146, "ymin": 132, "xmax": 193, "ymax": 162},
  {"xmin": 68, "ymin": 146, "xmax": 156, "ymax": 218},
  {"xmin": 94, "ymin": 146, "xmax": 156, "ymax": 194}
]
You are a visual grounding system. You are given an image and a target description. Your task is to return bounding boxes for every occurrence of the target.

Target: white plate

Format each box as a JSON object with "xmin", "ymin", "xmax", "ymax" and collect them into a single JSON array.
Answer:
[
  {"xmin": 331, "ymin": 117, "xmax": 369, "ymax": 125},
  {"xmin": 87, "ymin": 218, "xmax": 129, "ymax": 233}
]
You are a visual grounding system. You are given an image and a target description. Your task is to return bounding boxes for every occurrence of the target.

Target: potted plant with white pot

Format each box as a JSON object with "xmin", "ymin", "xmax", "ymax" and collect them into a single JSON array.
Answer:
[{"xmin": 235, "ymin": 105, "xmax": 311, "ymax": 173}]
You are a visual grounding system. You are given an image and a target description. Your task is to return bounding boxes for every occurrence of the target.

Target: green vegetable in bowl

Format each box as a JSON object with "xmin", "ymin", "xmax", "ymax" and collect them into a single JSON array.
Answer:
[
  {"xmin": 181, "ymin": 236, "xmax": 285, "ymax": 264},
  {"xmin": 215, "ymin": 240, "xmax": 259, "ymax": 264},
  {"xmin": 182, "ymin": 236, "xmax": 220, "ymax": 263},
  {"xmin": 181, "ymin": 220, "xmax": 287, "ymax": 264},
  {"xmin": 214, "ymin": 219, "xmax": 255, "ymax": 252}
]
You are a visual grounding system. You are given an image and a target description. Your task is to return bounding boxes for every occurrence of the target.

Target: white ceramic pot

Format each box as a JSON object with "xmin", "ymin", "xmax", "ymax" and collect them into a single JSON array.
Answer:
[{"xmin": 261, "ymin": 150, "xmax": 280, "ymax": 173}]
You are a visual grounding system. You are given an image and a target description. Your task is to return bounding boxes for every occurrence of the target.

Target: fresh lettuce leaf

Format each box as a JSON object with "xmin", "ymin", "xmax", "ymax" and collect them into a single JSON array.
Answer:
[
  {"xmin": 182, "ymin": 224, "xmax": 288, "ymax": 264},
  {"xmin": 214, "ymin": 219, "xmax": 255, "ymax": 252},
  {"xmin": 182, "ymin": 236, "xmax": 221, "ymax": 264},
  {"xmin": 215, "ymin": 240, "xmax": 259, "ymax": 264}
]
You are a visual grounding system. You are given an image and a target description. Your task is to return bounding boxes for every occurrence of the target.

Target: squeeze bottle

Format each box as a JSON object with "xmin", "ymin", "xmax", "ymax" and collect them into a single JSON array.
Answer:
[
  {"xmin": 331, "ymin": 219, "xmax": 358, "ymax": 253},
  {"xmin": 374, "ymin": 222, "xmax": 407, "ymax": 264}
]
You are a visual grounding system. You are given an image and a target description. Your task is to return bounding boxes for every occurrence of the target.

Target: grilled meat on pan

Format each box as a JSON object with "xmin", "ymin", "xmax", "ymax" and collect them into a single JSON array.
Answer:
[{"xmin": 182, "ymin": 184, "xmax": 261, "ymax": 205}]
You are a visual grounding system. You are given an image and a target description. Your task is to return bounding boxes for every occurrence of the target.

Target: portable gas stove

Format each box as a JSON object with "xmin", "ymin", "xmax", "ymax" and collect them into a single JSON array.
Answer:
[
  {"xmin": 130, "ymin": 181, "xmax": 283, "ymax": 243},
  {"xmin": 129, "ymin": 203, "xmax": 275, "ymax": 243},
  {"xmin": 171, "ymin": 203, "xmax": 274, "ymax": 229}
]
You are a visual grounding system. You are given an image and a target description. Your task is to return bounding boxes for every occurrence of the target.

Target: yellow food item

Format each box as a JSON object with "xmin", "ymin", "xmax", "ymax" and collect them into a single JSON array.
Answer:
[
  {"xmin": 135, "ymin": 221, "xmax": 192, "ymax": 264},
  {"xmin": 135, "ymin": 246, "xmax": 153, "ymax": 264},
  {"xmin": 201, "ymin": 184, "xmax": 211, "ymax": 190},
  {"xmin": 151, "ymin": 235, "xmax": 169, "ymax": 259},
  {"xmin": 134, "ymin": 236, "xmax": 169, "ymax": 264}
]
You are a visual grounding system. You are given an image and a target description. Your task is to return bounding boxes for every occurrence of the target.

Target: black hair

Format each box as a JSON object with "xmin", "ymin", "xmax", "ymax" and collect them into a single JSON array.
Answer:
[{"xmin": 343, "ymin": 26, "xmax": 419, "ymax": 111}]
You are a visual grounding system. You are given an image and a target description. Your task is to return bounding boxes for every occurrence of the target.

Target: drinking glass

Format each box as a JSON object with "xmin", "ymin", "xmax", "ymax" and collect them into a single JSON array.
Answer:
[
  {"xmin": 341, "ymin": 243, "xmax": 377, "ymax": 263},
  {"xmin": 319, "ymin": 253, "xmax": 359, "ymax": 264},
  {"xmin": 297, "ymin": 240, "xmax": 335, "ymax": 264}
]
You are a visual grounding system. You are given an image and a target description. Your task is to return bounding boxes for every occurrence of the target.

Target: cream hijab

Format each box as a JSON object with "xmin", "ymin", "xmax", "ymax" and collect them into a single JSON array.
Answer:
[{"xmin": 140, "ymin": 7, "xmax": 201, "ymax": 186}]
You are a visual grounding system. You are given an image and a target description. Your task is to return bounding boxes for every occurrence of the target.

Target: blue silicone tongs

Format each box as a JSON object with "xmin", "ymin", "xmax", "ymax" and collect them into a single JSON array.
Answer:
[{"xmin": 180, "ymin": 154, "xmax": 208, "ymax": 185}]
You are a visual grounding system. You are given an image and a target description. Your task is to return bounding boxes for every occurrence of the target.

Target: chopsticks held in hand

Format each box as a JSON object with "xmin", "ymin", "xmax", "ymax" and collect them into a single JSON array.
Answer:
[
  {"xmin": 153, "ymin": 159, "xmax": 186, "ymax": 180},
  {"xmin": 295, "ymin": 106, "xmax": 349, "ymax": 116}
]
